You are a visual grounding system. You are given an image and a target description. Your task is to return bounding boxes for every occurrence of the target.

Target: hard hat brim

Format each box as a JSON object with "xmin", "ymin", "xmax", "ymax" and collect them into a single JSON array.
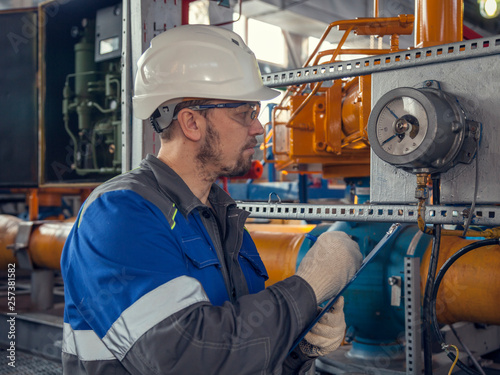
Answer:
[{"xmin": 133, "ymin": 86, "xmax": 280, "ymax": 120}]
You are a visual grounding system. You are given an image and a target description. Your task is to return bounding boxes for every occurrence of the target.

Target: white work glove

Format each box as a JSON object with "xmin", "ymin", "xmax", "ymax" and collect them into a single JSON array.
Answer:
[
  {"xmin": 296, "ymin": 231, "xmax": 362, "ymax": 304},
  {"xmin": 299, "ymin": 297, "xmax": 346, "ymax": 357}
]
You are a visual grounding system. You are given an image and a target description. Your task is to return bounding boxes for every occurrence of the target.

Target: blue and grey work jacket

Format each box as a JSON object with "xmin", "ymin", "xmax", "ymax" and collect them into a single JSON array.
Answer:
[{"xmin": 61, "ymin": 154, "xmax": 317, "ymax": 374}]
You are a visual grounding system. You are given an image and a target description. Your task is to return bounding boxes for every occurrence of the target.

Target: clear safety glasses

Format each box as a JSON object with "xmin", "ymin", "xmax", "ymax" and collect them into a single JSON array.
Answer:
[{"xmin": 183, "ymin": 102, "xmax": 261, "ymax": 126}]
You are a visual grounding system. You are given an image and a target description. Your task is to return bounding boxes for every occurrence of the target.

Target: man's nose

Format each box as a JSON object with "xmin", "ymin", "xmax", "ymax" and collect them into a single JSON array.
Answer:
[{"xmin": 250, "ymin": 118, "xmax": 265, "ymax": 136}]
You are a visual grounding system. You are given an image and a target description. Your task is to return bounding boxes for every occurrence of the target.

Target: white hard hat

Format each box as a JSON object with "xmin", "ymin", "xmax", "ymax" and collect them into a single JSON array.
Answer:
[{"xmin": 132, "ymin": 24, "xmax": 280, "ymax": 129}]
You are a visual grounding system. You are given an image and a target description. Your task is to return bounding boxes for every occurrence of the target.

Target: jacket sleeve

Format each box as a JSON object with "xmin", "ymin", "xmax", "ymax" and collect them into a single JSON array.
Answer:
[
  {"xmin": 122, "ymin": 277, "xmax": 316, "ymax": 374},
  {"xmin": 62, "ymin": 190, "xmax": 317, "ymax": 375},
  {"xmin": 282, "ymin": 346, "xmax": 315, "ymax": 374}
]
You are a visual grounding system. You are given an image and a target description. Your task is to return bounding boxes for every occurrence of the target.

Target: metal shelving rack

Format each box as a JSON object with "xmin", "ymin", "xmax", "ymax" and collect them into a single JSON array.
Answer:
[
  {"xmin": 261, "ymin": 35, "xmax": 500, "ymax": 88},
  {"xmin": 238, "ymin": 35, "xmax": 500, "ymax": 227}
]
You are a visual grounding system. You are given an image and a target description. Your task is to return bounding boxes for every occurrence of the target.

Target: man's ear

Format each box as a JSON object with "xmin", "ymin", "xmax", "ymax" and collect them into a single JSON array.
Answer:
[{"xmin": 176, "ymin": 108, "xmax": 202, "ymax": 142}]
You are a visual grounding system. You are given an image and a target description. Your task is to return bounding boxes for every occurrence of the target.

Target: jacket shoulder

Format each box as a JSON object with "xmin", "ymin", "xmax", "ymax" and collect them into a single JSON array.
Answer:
[{"xmin": 81, "ymin": 167, "xmax": 177, "ymax": 228}]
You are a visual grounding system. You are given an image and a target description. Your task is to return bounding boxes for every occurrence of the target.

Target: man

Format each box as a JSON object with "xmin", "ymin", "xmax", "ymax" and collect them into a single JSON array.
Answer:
[{"xmin": 61, "ymin": 25, "xmax": 362, "ymax": 374}]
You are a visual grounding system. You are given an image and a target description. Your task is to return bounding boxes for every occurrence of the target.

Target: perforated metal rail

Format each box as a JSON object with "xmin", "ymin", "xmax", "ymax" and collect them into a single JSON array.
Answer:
[
  {"xmin": 253, "ymin": 35, "xmax": 500, "ymax": 226},
  {"xmin": 261, "ymin": 35, "xmax": 500, "ymax": 87},
  {"xmin": 236, "ymin": 202, "xmax": 500, "ymax": 226}
]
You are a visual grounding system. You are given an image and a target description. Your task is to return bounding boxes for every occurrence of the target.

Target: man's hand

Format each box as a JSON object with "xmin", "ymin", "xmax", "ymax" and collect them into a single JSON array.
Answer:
[
  {"xmin": 299, "ymin": 297, "xmax": 346, "ymax": 357},
  {"xmin": 296, "ymin": 231, "xmax": 362, "ymax": 304}
]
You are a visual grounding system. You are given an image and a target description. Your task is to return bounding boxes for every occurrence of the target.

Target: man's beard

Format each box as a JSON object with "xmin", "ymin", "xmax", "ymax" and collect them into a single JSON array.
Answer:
[{"xmin": 196, "ymin": 121, "xmax": 253, "ymax": 178}]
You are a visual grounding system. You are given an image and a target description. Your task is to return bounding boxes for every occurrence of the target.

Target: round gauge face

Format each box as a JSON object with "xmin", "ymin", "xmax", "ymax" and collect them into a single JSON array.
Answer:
[{"xmin": 375, "ymin": 96, "xmax": 428, "ymax": 156}]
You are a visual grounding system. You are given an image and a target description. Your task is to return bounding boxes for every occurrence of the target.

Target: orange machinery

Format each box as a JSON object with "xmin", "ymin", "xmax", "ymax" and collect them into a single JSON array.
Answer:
[
  {"xmin": 267, "ymin": 0, "xmax": 463, "ymax": 178},
  {"xmin": 9, "ymin": 187, "xmax": 92, "ymax": 221}
]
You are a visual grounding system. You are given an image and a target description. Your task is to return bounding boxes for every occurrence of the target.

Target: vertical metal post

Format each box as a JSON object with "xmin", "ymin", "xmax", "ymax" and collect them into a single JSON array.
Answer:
[
  {"xmin": 121, "ymin": 0, "xmax": 132, "ymax": 172},
  {"xmin": 266, "ymin": 103, "xmax": 277, "ymax": 182},
  {"xmin": 298, "ymin": 173, "xmax": 308, "ymax": 203},
  {"xmin": 405, "ymin": 256, "xmax": 423, "ymax": 375},
  {"xmin": 123, "ymin": 1, "xmax": 246, "ymax": 169},
  {"xmin": 125, "ymin": 0, "xmax": 183, "ymax": 169},
  {"xmin": 31, "ymin": 269, "xmax": 55, "ymax": 311}
]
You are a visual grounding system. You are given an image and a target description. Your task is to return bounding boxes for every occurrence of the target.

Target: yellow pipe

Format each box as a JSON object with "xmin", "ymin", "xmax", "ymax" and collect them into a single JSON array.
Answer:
[
  {"xmin": 1, "ymin": 217, "xmax": 311, "ymax": 274},
  {"xmin": 250, "ymin": 224, "xmax": 500, "ymax": 325},
  {"xmin": 0, "ymin": 215, "xmax": 20, "ymax": 267},
  {"xmin": 3, "ymin": 215, "xmax": 498, "ymax": 326},
  {"xmin": 245, "ymin": 223, "xmax": 315, "ymax": 234},
  {"xmin": 29, "ymin": 221, "xmax": 74, "ymax": 270},
  {"xmin": 248, "ymin": 229, "xmax": 305, "ymax": 286},
  {"xmin": 415, "ymin": 0, "xmax": 463, "ymax": 47},
  {"xmin": 421, "ymin": 236, "xmax": 500, "ymax": 325},
  {"xmin": 0, "ymin": 214, "xmax": 73, "ymax": 270}
]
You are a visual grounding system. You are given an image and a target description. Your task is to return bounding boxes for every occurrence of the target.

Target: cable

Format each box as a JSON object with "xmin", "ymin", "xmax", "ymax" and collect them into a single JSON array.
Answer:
[
  {"xmin": 422, "ymin": 176, "xmax": 442, "ymax": 375},
  {"xmin": 423, "ymin": 223, "xmax": 441, "ymax": 375},
  {"xmin": 444, "ymin": 344, "xmax": 459, "ymax": 375},
  {"xmin": 462, "ymin": 135, "xmax": 480, "ymax": 236},
  {"xmin": 430, "ymin": 238, "xmax": 500, "ymax": 375},
  {"xmin": 449, "ymin": 324, "xmax": 486, "ymax": 375}
]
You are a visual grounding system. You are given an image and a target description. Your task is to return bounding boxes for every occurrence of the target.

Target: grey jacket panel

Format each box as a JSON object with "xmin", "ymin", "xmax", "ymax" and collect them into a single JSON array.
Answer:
[
  {"xmin": 121, "ymin": 276, "xmax": 316, "ymax": 375},
  {"xmin": 62, "ymin": 347, "xmax": 312, "ymax": 375},
  {"xmin": 79, "ymin": 156, "xmax": 184, "ymax": 229},
  {"xmin": 62, "ymin": 352, "xmax": 127, "ymax": 375}
]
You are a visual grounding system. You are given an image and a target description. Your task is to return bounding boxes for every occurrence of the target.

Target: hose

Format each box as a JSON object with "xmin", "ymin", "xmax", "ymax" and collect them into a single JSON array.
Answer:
[
  {"xmin": 422, "ymin": 176, "xmax": 442, "ymax": 374},
  {"xmin": 430, "ymin": 238, "xmax": 500, "ymax": 375},
  {"xmin": 423, "ymin": 223, "xmax": 441, "ymax": 375}
]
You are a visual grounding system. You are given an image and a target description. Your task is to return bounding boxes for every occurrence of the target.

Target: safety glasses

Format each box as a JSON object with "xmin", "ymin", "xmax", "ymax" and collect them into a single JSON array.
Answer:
[{"xmin": 179, "ymin": 102, "xmax": 261, "ymax": 126}]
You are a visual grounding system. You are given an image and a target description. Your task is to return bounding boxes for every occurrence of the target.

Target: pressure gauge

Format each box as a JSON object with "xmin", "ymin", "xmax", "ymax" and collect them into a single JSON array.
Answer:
[
  {"xmin": 367, "ymin": 83, "xmax": 477, "ymax": 174},
  {"xmin": 375, "ymin": 95, "xmax": 428, "ymax": 157}
]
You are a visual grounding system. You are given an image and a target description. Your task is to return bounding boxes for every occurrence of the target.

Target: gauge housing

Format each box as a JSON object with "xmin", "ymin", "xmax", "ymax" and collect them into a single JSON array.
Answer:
[{"xmin": 367, "ymin": 83, "xmax": 475, "ymax": 174}]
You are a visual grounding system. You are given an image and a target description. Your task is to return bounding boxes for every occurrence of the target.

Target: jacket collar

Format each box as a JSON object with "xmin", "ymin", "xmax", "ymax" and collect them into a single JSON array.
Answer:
[{"xmin": 141, "ymin": 154, "xmax": 237, "ymax": 218}]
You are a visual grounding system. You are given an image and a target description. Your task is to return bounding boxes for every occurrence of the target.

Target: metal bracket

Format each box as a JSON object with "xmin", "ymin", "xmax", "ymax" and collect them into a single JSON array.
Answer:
[
  {"xmin": 7, "ymin": 221, "xmax": 34, "ymax": 270},
  {"xmin": 455, "ymin": 120, "xmax": 480, "ymax": 165},
  {"xmin": 389, "ymin": 276, "xmax": 402, "ymax": 307},
  {"xmin": 267, "ymin": 192, "xmax": 282, "ymax": 204}
]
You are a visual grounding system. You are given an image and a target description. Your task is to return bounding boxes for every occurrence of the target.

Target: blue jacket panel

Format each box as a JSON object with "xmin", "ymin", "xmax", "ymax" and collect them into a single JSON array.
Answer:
[{"xmin": 62, "ymin": 189, "xmax": 268, "ymax": 338}]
